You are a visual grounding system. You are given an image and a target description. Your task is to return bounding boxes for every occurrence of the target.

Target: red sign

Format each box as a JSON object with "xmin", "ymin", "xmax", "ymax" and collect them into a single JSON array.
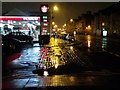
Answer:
[
  {"xmin": 41, "ymin": 5, "xmax": 49, "ymax": 13},
  {"xmin": 0, "ymin": 16, "xmax": 40, "ymax": 21},
  {"xmin": 20, "ymin": 27, "xmax": 29, "ymax": 30}
]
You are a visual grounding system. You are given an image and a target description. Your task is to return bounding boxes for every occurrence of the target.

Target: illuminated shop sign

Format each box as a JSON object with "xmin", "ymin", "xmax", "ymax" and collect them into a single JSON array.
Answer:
[
  {"xmin": 20, "ymin": 27, "xmax": 30, "ymax": 30},
  {"xmin": 0, "ymin": 16, "xmax": 40, "ymax": 21},
  {"xmin": 23, "ymin": 17, "xmax": 38, "ymax": 20}
]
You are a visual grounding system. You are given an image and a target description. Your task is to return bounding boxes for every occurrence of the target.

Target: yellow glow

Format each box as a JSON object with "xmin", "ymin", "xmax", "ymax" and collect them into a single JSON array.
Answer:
[
  {"xmin": 87, "ymin": 35, "xmax": 91, "ymax": 40},
  {"xmin": 52, "ymin": 22, "xmax": 55, "ymax": 25},
  {"xmin": 88, "ymin": 25, "xmax": 91, "ymax": 29},
  {"xmin": 58, "ymin": 28, "xmax": 61, "ymax": 31},
  {"xmin": 54, "ymin": 25, "xmax": 57, "ymax": 28},
  {"xmin": 52, "ymin": 29, "xmax": 55, "ymax": 31},
  {"xmin": 55, "ymin": 38, "xmax": 57, "ymax": 42},
  {"xmin": 86, "ymin": 25, "xmax": 91, "ymax": 30},
  {"xmin": 88, "ymin": 40, "xmax": 91, "ymax": 48},
  {"xmin": 63, "ymin": 24, "xmax": 66, "ymax": 27},
  {"xmin": 55, "ymin": 64, "xmax": 58, "ymax": 69},
  {"xmin": 53, "ymin": 5, "xmax": 58, "ymax": 11},
  {"xmin": 53, "ymin": 59, "xmax": 56, "ymax": 64},
  {"xmin": 69, "ymin": 76, "xmax": 75, "ymax": 82},
  {"xmin": 70, "ymin": 19, "xmax": 73, "ymax": 22},
  {"xmin": 102, "ymin": 22, "xmax": 105, "ymax": 26},
  {"xmin": 70, "ymin": 46, "xmax": 73, "ymax": 50}
]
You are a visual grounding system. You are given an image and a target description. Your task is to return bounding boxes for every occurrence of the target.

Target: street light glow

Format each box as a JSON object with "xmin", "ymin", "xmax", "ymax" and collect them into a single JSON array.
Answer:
[
  {"xmin": 102, "ymin": 22, "xmax": 105, "ymax": 26},
  {"xmin": 54, "ymin": 25, "xmax": 57, "ymax": 28},
  {"xmin": 70, "ymin": 19, "xmax": 73, "ymax": 22},
  {"xmin": 63, "ymin": 24, "xmax": 66, "ymax": 27},
  {"xmin": 52, "ymin": 22, "xmax": 55, "ymax": 25},
  {"xmin": 53, "ymin": 5, "xmax": 58, "ymax": 11}
]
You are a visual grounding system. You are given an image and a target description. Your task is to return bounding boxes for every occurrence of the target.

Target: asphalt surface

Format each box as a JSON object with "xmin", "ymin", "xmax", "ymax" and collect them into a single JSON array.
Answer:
[{"xmin": 2, "ymin": 35, "xmax": 120, "ymax": 89}]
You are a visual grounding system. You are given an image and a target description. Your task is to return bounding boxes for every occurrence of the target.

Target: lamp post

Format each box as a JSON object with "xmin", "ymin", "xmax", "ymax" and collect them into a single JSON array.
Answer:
[
  {"xmin": 63, "ymin": 24, "xmax": 66, "ymax": 32},
  {"xmin": 70, "ymin": 19, "xmax": 74, "ymax": 34},
  {"xmin": 50, "ymin": 5, "xmax": 58, "ymax": 35}
]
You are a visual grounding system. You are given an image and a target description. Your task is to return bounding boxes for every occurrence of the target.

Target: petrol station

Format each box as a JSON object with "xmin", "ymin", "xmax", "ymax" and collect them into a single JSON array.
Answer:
[
  {"xmin": 0, "ymin": 16, "xmax": 40, "ymax": 41},
  {"xmin": 0, "ymin": 5, "xmax": 50, "ymax": 43}
]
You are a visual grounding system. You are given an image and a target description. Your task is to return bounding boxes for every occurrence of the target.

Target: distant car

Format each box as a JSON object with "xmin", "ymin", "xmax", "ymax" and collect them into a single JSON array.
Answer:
[
  {"xmin": 5, "ymin": 31, "xmax": 33, "ymax": 44},
  {"xmin": 2, "ymin": 35, "xmax": 22, "ymax": 54}
]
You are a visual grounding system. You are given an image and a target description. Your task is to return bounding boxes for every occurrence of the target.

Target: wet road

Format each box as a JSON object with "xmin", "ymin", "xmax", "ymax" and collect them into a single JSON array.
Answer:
[
  {"xmin": 75, "ymin": 35, "xmax": 120, "ymax": 56},
  {"xmin": 2, "ymin": 35, "xmax": 120, "ymax": 89}
]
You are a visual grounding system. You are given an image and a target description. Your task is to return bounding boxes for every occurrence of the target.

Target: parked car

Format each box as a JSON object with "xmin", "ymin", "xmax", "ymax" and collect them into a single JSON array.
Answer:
[
  {"xmin": 5, "ymin": 31, "xmax": 33, "ymax": 44},
  {"xmin": 65, "ymin": 34, "xmax": 75, "ymax": 41},
  {"xmin": 2, "ymin": 35, "xmax": 22, "ymax": 54}
]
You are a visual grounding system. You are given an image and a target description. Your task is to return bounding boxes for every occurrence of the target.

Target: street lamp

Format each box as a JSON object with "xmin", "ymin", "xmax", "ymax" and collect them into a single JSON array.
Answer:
[
  {"xmin": 63, "ymin": 23, "xmax": 66, "ymax": 32},
  {"xmin": 63, "ymin": 24, "xmax": 66, "ymax": 27},
  {"xmin": 53, "ymin": 5, "xmax": 58, "ymax": 11},
  {"xmin": 102, "ymin": 22, "xmax": 105, "ymax": 26},
  {"xmin": 52, "ymin": 22, "xmax": 55, "ymax": 25},
  {"xmin": 54, "ymin": 24, "xmax": 58, "ymax": 28},
  {"xmin": 70, "ymin": 19, "xmax": 73, "ymax": 22},
  {"xmin": 50, "ymin": 5, "xmax": 59, "ymax": 35},
  {"xmin": 54, "ymin": 24, "xmax": 58, "ymax": 33}
]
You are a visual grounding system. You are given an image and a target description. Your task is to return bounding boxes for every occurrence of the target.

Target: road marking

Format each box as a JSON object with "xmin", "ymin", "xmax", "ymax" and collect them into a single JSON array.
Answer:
[
  {"xmin": 105, "ymin": 51, "xmax": 120, "ymax": 58},
  {"xmin": 114, "ymin": 54, "xmax": 120, "ymax": 57}
]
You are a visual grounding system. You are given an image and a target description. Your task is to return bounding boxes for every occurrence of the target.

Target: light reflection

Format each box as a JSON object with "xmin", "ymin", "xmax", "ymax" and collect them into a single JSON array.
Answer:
[
  {"xmin": 39, "ymin": 38, "xmax": 65, "ymax": 69},
  {"xmin": 43, "ymin": 70, "xmax": 49, "ymax": 76},
  {"xmin": 12, "ymin": 59, "xmax": 19, "ymax": 63},
  {"xmin": 87, "ymin": 40, "xmax": 91, "ymax": 48},
  {"xmin": 69, "ymin": 76, "xmax": 75, "ymax": 82},
  {"xmin": 87, "ymin": 35, "xmax": 91, "ymax": 40},
  {"xmin": 55, "ymin": 64, "xmax": 58, "ymax": 69},
  {"xmin": 102, "ymin": 37, "xmax": 107, "ymax": 49},
  {"xmin": 70, "ymin": 46, "xmax": 73, "ymax": 50},
  {"xmin": 33, "ymin": 47, "xmax": 40, "ymax": 53},
  {"xmin": 86, "ymin": 35, "xmax": 91, "ymax": 48}
]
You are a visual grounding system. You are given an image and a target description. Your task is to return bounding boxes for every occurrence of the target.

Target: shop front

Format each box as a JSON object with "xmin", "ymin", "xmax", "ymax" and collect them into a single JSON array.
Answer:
[{"xmin": 0, "ymin": 16, "xmax": 40, "ymax": 41}]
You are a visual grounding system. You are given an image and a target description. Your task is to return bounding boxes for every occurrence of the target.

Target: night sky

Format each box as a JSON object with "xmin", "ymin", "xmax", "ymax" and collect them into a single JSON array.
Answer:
[{"xmin": 2, "ymin": 2, "xmax": 117, "ymax": 27}]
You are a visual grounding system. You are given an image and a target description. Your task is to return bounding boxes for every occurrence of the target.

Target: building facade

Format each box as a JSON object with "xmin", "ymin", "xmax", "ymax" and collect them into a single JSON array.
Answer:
[
  {"xmin": 66, "ymin": 2, "xmax": 120, "ymax": 37},
  {"xmin": 92, "ymin": 2, "xmax": 120, "ymax": 37}
]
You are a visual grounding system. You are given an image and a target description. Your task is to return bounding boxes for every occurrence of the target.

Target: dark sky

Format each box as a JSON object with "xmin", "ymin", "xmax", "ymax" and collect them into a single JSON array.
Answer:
[{"xmin": 2, "ymin": 2, "xmax": 117, "ymax": 27}]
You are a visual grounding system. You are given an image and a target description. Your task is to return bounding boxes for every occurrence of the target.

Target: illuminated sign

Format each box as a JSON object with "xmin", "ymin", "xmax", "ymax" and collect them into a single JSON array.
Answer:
[
  {"xmin": 43, "ymin": 23, "xmax": 48, "ymax": 26},
  {"xmin": 20, "ymin": 27, "xmax": 29, "ymax": 30},
  {"xmin": 43, "ymin": 30, "xmax": 47, "ymax": 32},
  {"xmin": 43, "ymin": 20, "xmax": 47, "ymax": 22},
  {"xmin": 43, "ymin": 16, "xmax": 47, "ymax": 19},
  {"xmin": 41, "ymin": 5, "xmax": 49, "ymax": 13},
  {"xmin": 23, "ymin": 17, "xmax": 38, "ymax": 20},
  {"xmin": 0, "ymin": 16, "xmax": 40, "ymax": 21},
  {"xmin": 103, "ymin": 30, "xmax": 107, "ymax": 36}
]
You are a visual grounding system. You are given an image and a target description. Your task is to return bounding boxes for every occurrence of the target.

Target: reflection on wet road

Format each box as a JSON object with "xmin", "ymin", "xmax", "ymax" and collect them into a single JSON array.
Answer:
[{"xmin": 2, "ymin": 35, "xmax": 120, "ymax": 89}]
